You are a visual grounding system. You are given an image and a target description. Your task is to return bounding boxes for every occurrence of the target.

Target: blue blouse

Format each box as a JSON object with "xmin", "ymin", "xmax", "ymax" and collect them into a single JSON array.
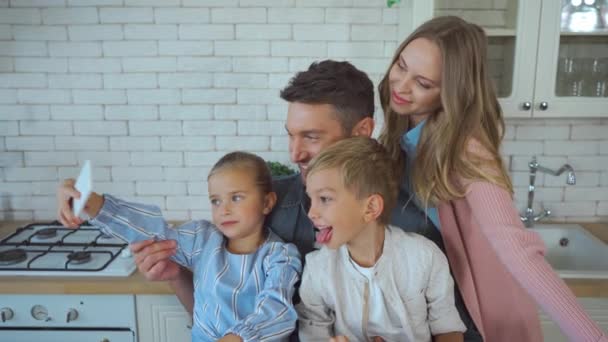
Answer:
[
  {"xmin": 92, "ymin": 195, "xmax": 302, "ymax": 342},
  {"xmin": 400, "ymin": 120, "xmax": 441, "ymax": 230}
]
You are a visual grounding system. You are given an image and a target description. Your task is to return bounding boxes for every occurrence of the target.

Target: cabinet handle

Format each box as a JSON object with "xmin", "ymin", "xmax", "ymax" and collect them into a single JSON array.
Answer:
[
  {"xmin": 539, "ymin": 102, "xmax": 549, "ymax": 110},
  {"xmin": 521, "ymin": 102, "xmax": 532, "ymax": 110}
]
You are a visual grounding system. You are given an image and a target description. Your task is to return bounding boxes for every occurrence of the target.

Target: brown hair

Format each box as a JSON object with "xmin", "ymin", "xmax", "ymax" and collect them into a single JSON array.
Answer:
[
  {"xmin": 208, "ymin": 151, "xmax": 273, "ymax": 194},
  {"xmin": 306, "ymin": 137, "xmax": 398, "ymax": 225},
  {"xmin": 378, "ymin": 16, "xmax": 512, "ymax": 206},
  {"xmin": 280, "ymin": 60, "xmax": 375, "ymax": 134}
]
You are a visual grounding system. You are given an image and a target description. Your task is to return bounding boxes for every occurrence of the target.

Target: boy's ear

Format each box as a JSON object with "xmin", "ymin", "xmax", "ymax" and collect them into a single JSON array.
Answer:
[
  {"xmin": 351, "ymin": 117, "xmax": 374, "ymax": 138},
  {"xmin": 363, "ymin": 193, "xmax": 384, "ymax": 223},
  {"xmin": 263, "ymin": 192, "xmax": 277, "ymax": 215}
]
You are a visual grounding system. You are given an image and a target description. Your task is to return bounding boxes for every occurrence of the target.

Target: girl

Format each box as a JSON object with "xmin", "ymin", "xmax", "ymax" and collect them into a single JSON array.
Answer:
[
  {"xmin": 57, "ymin": 152, "xmax": 302, "ymax": 342},
  {"xmin": 378, "ymin": 15, "xmax": 607, "ymax": 342}
]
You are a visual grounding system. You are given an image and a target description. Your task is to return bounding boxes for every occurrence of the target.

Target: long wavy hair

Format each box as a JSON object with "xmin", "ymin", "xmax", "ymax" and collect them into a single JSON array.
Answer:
[{"xmin": 378, "ymin": 16, "xmax": 513, "ymax": 207}]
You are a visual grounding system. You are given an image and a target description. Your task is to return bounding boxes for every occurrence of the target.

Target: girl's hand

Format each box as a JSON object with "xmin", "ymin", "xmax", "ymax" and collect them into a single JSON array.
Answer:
[
  {"xmin": 130, "ymin": 239, "xmax": 180, "ymax": 281},
  {"xmin": 56, "ymin": 178, "xmax": 104, "ymax": 227},
  {"xmin": 217, "ymin": 333, "xmax": 243, "ymax": 342},
  {"xmin": 56, "ymin": 178, "xmax": 84, "ymax": 228}
]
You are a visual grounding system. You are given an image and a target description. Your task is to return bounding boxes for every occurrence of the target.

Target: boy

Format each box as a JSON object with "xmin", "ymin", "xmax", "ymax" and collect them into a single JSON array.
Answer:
[{"xmin": 298, "ymin": 137, "xmax": 465, "ymax": 342}]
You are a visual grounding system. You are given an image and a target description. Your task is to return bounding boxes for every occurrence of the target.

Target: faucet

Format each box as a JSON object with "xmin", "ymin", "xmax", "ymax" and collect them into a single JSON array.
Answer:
[{"xmin": 520, "ymin": 156, "xmax": 576, "ymax": 227}]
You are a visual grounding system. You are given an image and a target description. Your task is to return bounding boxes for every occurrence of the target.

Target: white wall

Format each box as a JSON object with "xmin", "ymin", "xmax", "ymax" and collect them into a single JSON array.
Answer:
[
  {"xmin": 0, "ymin": 0, "xmax": 606, "ymax": 222},
  {"xmin": 505, "ymin": 119, "xmax": 608, "ymax": 222}
]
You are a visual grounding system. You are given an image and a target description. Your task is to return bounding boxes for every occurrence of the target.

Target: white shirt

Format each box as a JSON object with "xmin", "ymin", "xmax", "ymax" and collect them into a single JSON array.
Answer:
[
  {"xmin": 297, "ymin": 226, "xmax": 466, "ymax": 342},
  {"xmin": 349, "ymin": 257, "xmax": 403, "ymax": 341}
]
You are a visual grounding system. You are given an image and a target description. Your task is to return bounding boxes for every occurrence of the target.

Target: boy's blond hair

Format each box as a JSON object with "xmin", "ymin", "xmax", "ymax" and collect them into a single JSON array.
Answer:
[{"xmin": 306, "ymin": 137, "xmax": 398, "ymax": 224}]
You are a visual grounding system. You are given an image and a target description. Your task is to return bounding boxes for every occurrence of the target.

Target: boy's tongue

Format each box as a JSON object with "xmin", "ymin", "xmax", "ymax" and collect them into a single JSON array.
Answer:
[{"xmin": 315, "ymin": 227, "xmax": 333, "ymax": 244}]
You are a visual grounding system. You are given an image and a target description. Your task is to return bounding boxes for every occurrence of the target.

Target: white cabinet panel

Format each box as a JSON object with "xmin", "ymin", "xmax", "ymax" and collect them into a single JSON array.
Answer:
[
  {"xmin": 3, "ymin": 330, "xmax": 134, "ymax": 342},
  {"xmin": 136, "ymin": 295, "xmax": 191, "ymax": 342}
]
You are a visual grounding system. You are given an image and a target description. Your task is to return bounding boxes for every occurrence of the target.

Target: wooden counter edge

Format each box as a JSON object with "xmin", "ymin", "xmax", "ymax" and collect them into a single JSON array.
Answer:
[{"xmin": 0, "ymin": 272, "xmax": 174, "ymax": 294}]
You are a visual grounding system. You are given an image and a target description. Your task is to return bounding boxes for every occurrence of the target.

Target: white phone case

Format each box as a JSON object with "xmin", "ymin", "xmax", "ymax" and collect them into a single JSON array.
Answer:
[{"xmin": 73, "ymin": 160, "xmax": 92, "ymax": 217}]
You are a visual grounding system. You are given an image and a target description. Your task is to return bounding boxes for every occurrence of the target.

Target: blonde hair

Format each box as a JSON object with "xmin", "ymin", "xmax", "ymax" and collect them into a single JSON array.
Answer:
[
  {"xmin": 378, "ymin": 16, "xmax": 512, "ymax": 206},
  {"xmin": 208, "ymin": 151, "xmax": 273, "ymax": 195},
  {"xmin": 306, "ymin": 137, "xmax": 398, "ymax": 224}
]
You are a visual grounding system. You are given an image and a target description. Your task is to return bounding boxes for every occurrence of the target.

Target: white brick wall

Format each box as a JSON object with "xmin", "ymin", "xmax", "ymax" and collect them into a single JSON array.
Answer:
[
  {"xmin": 111, "ymin": 166, "xmax": 163, "ymax": 181},
  {"xmin": 0, "ymin": 1, "xmax": 607, "ymax": 223},
  {"xmin": 105, "ymin": 105, "xmax": 158, "ymax": 120},
  {"xmin": 160, "ymin": 105, "xmax": 212, "ymax": 119},
  {"xmin": 50, "ymin": 42, "xmax": 102, "ymax": 57},
  {"xmin": 68, "ymin": 25, "xmax": 123, "ymax": 41},
  {"xmin": 110, "ymin": 137, "xmax": 160, "ymax": 151}
]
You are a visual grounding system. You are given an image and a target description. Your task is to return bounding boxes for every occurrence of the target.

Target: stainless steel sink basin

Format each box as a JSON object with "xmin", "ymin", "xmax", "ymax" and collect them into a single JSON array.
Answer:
[{"xmin": 530, "ymin": 224, "xmax": 608, "ymax": 279}]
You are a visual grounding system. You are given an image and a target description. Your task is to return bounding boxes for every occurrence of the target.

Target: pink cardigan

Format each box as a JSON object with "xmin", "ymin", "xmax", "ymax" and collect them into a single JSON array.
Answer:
[{"xmin": 438, "ymin": 181, "xmax": 608, "ymax": 342}]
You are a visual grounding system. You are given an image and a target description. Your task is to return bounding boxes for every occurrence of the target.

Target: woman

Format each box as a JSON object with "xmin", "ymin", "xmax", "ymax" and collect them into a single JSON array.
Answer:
[{"xmin": 378, "ymin": 15, "xmax": 607, "ymax": 342}]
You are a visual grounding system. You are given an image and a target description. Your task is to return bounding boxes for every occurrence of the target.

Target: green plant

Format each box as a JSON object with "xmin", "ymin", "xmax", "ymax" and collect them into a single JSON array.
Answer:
[
  {"xmin": 267, "ymin": 161, "xmax": 296, "ymax": 177},
  {"xmin": 387, "ymin": 0, "xmax": 400, "ymax": 7}
]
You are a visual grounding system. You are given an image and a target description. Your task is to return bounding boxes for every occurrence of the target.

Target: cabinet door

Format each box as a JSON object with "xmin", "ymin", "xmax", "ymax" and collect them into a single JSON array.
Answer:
[
  {"xmin": 539, "ymin": 297, "xmax": 608, "ymax": 341},
  {"xmin": 407, "ymin": 0, "xmax": 542, "ymax": 117},
  {"xmin": 534, "ymin": 0, "xmax": 608, "ymax": 117},
  {"xmin": 136, "ymin": 295, "xmax": 192, "ymax": 342}
]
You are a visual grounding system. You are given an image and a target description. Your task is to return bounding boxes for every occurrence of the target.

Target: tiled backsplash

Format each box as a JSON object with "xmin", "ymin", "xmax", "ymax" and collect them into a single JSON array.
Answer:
[
  {"xmin": 504, "ymin": 119, "xmax": 608, "ymax": 222},
  {"xmin": 0, "ymin": 1, "xmax": 606, "ymax": 222}
]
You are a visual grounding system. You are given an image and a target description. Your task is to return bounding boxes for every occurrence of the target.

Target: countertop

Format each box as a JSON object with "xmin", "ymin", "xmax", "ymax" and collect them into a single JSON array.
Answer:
[{"xmin": 1, "ymin": 221, "xmax": 607, "ymax": 296}]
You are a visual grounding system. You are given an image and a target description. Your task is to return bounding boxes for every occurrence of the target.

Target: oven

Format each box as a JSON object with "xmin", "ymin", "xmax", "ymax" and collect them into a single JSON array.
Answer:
[
  {"xmin": 0, "ymin": 222, "xmax": 139, "ymax": 341},
  {"xmin": 0, "ymin": 294, "xmax": 137, "ymax": 342},
  {"xmin": 1, "ymin": 331, "xmax": 133, "ymax": 341}
]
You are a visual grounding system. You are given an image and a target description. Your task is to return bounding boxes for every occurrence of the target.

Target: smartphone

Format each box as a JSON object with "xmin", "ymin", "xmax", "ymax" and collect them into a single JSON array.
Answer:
[{"xmin": 73, "ymin": 160, "xmax": 92, "ymax": 217}]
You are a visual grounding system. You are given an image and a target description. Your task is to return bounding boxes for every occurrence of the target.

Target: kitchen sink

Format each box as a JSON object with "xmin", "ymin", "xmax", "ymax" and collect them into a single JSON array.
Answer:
[{"xmin": 530, "ymin": 224, "xmax": 608, "ymax": 279}]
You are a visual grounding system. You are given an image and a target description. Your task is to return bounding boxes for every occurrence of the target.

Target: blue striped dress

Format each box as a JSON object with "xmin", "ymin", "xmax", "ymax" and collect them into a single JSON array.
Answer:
[{"xmin": 91, "ymin": 194, "xmax": 302, "ymax": 342}]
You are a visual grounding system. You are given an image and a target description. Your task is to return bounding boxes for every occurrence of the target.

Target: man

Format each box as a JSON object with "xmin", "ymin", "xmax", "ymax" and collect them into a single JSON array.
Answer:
[{"xmin": 130, "ymin": 60, "xmax": 481, "ymax": 341}]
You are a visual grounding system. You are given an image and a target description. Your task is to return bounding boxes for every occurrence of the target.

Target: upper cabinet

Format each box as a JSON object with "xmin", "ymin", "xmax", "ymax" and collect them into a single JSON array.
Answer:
[{"xmin": 399, "ymin": 0, "xmax": 608, "ymax": 118}]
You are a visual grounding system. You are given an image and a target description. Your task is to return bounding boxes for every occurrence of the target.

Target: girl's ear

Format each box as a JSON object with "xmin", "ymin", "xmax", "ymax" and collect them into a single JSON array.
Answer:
[
  {"xmin": 263, "ymin": 192, "xmax": 277, "ymax": 215},
  {"xmin": 363, "ymin": 193, "xmax": 384, "ymax": 223},
  {"xmin": 351, "ymin": 117, "xmax": 374, "ymax": 138}
]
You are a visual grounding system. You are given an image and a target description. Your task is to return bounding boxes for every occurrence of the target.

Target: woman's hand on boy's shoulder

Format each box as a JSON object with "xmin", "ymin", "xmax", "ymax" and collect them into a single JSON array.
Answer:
[{"xmin": 329, "ymin": 336, "xmax": 384, "ymax": 342}]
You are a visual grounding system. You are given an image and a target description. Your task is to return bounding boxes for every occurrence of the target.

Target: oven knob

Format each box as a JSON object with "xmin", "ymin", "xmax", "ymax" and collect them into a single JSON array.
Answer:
[
  {"xmin": 1, "ymin": 308, "xmax": 14, "ymax": 322},
  {"xmin": 31, "ymin": 305, "xmax": 49, "ymax": 321},
  {"xmin": 66, "ymin": 308, "xmax": 79, "ymax": 323}
]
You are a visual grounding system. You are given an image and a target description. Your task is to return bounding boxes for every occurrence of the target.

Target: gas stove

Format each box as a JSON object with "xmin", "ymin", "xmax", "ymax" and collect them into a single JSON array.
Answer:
[{"xmin": 0, "ymin": 222, "xmax": 136, "ymax": 277}]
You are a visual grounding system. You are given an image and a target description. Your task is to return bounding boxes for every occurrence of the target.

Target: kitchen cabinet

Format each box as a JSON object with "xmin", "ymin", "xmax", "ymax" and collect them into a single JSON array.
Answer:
[
  {"xmin": 539, "ymin": 297, "xmax": 608, "ymax": 341},
  {"xmin": 136, "ymin": 295, "xmax": 192, "ymax": 342},
  {"xmin": 398, "ymin": 0, "xmax": 608, "ymax": 117}
]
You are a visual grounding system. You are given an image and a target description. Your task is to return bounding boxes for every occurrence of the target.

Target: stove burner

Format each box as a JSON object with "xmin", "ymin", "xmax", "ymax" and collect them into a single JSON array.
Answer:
[
  {"xmin": 67, "ymin": 251, "xmax": 92, "ymax": 265},
  {"xmin": 35, "ymin": 228, "xmax": 58, "ymax": 240},
  {"xmin": 99, "ymin": 232, "xmax": 113, "ymax": 240},
  {"xmin": 0, "ymin": 249, "xmax": 27, "ymax": 266}
]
